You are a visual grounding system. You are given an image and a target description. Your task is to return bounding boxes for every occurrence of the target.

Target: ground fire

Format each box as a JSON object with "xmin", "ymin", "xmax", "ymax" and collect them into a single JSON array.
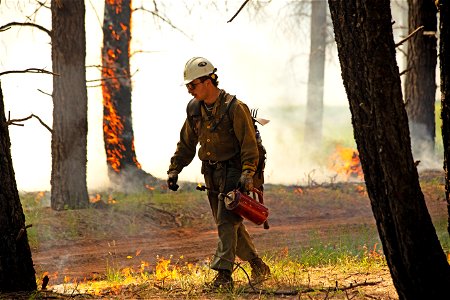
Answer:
[{"xmin": 328, "ymin": 145, "xmax": 364, "ymax": 181}]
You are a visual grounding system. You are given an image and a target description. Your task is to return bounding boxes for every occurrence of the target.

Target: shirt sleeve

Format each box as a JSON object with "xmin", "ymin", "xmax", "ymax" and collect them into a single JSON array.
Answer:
[{"xmin": 168, "ymin": 118, "xmax": 198, "ymax": 173}]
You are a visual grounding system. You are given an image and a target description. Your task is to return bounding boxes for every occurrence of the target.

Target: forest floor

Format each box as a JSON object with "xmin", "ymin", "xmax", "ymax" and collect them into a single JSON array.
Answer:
[{"xmin": 8, "ymin": 169, "xmax": 448, "ymax": 299}]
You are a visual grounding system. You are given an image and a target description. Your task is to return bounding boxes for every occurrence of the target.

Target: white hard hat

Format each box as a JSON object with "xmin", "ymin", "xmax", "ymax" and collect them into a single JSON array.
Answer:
[{"xmin": 183, "ymin": 57, "xmax": 216, "ymax": 84}]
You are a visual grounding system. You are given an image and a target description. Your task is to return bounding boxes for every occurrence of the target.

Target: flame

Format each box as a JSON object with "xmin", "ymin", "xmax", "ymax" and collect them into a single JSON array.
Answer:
[
  {"xmin": 293, "ymin": 187, "xmax": 303, "ymax": 195},
  {"xmin": 47, "ymin": 255, "xmax": 207, "ymax": 296},
  {"xmin": 280, "ymin": 246, "xmax": 289, "ymax": 258},
  {"xmin": 362, "ymin": 243, "xmax": 383, "ymax": 260},
  {"xmin": 329, "ymin": 145, "xmax": 363, "ymax": 180},
  {"xmin": 155, "ymin": 256, "xmax": 180, "ymax": 281},
  {"xmin": 107, "ymin": 195, "xmax": 117, "ymax": 204},
  {"xmin": 35, "ymin": 191, "xmax": 45, "ymax": 204},
  {"xmin": 90, "ymin": 194, "xmax": 102, "ymax": 203},
  {"xmin": 356, "ymin": 185, "xmax": 366, "ymax": 195},
  {"xmin": 145, "ymin": 184, "xmax": 155, "ymax": 191}
]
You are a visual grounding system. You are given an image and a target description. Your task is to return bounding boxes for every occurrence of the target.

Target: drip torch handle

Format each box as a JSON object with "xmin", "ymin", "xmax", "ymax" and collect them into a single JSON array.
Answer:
[
  {"xmin": 251, "ymin": 187, "xmax": 264, "ymax": 200},
  {"xmin": 252, "ymin": 187, "xmax": 270, "ymax": 230}
]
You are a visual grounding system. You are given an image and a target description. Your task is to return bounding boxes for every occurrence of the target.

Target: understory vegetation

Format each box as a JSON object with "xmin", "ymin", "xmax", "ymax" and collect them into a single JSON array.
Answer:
[{"xmin": 11, "ymin": 171, "xmax": 448, "ymax": 299}]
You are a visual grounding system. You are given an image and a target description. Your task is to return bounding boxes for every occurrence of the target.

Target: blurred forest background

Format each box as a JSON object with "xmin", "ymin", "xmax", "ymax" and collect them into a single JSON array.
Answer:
[{"xmin": 1, "ymin": 0, "xmax": 432, "ymax": 192}]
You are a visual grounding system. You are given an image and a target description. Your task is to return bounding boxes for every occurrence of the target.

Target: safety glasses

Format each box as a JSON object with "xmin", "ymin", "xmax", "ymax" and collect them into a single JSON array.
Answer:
[{"xmin": 186, "ymin": 78, "xmax": 207, "ymax": 91}]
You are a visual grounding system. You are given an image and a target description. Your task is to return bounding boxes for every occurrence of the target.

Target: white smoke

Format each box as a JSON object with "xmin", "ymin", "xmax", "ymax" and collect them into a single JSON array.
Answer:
[{"xmin": 2, "ymin": 1, "xmax": 439, "ymax": 192}]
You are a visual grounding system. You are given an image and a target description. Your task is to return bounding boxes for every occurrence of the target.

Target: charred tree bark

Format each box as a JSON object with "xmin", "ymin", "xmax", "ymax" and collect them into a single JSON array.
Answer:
[
  {"xmin": 304, "ymin": 0, "xmax": 327, "ymax": 150},
  {"xmin": 102, "ymin": 0, "xmax": 156, "ymax": 191},
  {"xmin": 0, "ymin": 83, "xmax": 36, "ymax": 292},
  {"xmin": 328, "ymin": 1, "xmax": 450, "ymax": 299},
  {"xmin": 439, "ymin": 1, "xmax": 450, "ymax": 237},
  {"xmin": 51, "ymin": 0, "xmax": 89, "ymax": 210},
  {"xmin": 405, "ymin": 0, "xmax": 438, "ymax": 161}
]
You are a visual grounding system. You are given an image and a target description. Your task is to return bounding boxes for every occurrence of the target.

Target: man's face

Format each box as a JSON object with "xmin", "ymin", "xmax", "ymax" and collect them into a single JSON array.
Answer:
[{"xmin": 186, "ymin": 78, "xmax": 207, "ymax": 99}]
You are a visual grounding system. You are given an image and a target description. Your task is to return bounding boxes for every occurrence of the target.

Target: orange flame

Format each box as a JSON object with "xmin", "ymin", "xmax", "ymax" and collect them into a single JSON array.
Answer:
[
  {"xmin": 90, "ymin": 194, "xmax": 102, "ymax": 203},
  {"xmin": 102, "ymin": 50, "xmax": 125, "ymax": 173},
  {"xmin": 107, "ymin": 195, "xmax": 117, "ymax": 204},
  {"xmin": 35, "ymin": 191, "xmax": 45, "ymax": 204},
  {"xmin": 329, "ymin": 145, "xmax": 363, "ymax": 180},
  {"xmin": 293, "ymin": 187, "xmax": 304, "ymax": 195},
  {"xmin": 155, "ymin": 256, "xmax": 180, "ymax": 281},
  {"xmin": 145, "ymin": 184, "xmax": 155, "ymax": 191},
  {"xmin": 102, "ymin": 0, "xmax": 141, "ymax": 175}
]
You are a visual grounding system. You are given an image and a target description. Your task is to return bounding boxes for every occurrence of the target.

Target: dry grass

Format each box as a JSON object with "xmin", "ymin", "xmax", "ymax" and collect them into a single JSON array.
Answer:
[{"xmin": 14, "ymin": 171, "xmax": 449, "ymax": 299}]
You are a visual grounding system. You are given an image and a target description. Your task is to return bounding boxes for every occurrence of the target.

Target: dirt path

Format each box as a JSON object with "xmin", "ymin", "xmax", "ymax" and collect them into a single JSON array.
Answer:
[
  {"xmin": 31, "ymin": 176, "xmax": 445, "ymax": 289},
  {"xmin": 32, "ymin": 207, "xmax": 376, "ymax": 285}
]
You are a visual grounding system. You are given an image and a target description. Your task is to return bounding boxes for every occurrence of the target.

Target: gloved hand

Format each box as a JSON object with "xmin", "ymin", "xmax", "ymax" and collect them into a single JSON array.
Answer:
[
  {"xmin": 167, "ymin": 170, "xmax": 179, "ymax": 191},
  {"xmin": 239, "ymin": 170, "xmax": 254, "ymax": 192}
]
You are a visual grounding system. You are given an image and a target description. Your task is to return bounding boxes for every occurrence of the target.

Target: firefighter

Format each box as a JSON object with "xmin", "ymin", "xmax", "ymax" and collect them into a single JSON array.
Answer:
[{"xmin": 167, "ymin": 57, "xmax": 270, "ymax": 289}]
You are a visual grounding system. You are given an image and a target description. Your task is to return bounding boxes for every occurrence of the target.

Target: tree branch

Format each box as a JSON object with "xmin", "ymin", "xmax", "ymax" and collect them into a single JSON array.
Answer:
[
  {"xmin": 37, "ymin": 89, "xmax": 52, "ymax": 97},
  {"xmin": 227, "ymin": 0, "xmax": 250, "ymax": 23},
  {"xmin": 133, "ymin": 7, "xmax": 192, "ymax": 41},
  {"xmin": 0, "ymin": 22, "xmax": 51, "ymax": 37},
  {"xmin": 242, "ymin": 280, "xmax": 383, "ymax": 295},
  {"xmin": 0, "ymin": 68, "xmax": 57, "ymax": 77},
  {"xmin": 395, "ymin": 25, "xmax": 424, "ymax": 48},
  {"xmin": 399, "ymin": 67, "xmax": 411, "ymax": 77},
  {"xmin": 6, "ymin": 112, "xmax": 52, "ymax": 133}
]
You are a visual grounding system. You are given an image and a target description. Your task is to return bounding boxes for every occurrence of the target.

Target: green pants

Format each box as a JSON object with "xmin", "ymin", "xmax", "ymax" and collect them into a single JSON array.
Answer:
[{"xmin": 203, "ymin": 162, "xmax": 259, "ymax": 271}]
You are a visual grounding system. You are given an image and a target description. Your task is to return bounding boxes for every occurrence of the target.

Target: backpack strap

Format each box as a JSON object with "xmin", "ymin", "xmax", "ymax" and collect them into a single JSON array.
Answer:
[
  {"xmin": 186, "ymin": 98, "xmax": 202, "ymax": 134},
  {"xmin": 186, "ymin": 94, "xmax": 237, "ymax": 134},
  {"xmin": 210, "ymin": 94, "xmax": 236, "ymax": 131}
]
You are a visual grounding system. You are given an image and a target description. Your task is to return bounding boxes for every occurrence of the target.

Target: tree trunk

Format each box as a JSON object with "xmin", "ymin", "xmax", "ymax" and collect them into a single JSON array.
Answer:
[
  {"xmin": 405, "ymin": 0, "xmax": 438, "ymax": 161},
  {"xmin": 102, "ymin": 0, "xmax": 156, "ymax": 191},
  {"xmin": 0, "ymin": 83, "xmax": 37, "ymax": 292},
  {"xmin": 439, "ymin": 1, "xmax": 450, "ymax": 237},
  {"xmin": 328, "ymin": 1, "xmax": 450, "ymax": 299},
  {"xmin": 304, "ymin": 0, "xmax": 327, "ymax": 150},
  {"xmin": 51, "ymin": 0, "xmax": 89, "ymax": 210}
]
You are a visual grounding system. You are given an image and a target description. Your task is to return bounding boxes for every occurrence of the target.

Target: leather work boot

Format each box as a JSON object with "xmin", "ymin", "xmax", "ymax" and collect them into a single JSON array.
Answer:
[
  {"xmin": 212, "ymin": 269, "xmax": 233, "ymax": 290},
  {"xmin": 249, "ymin": 257, "xmax": 271, "ymax": 282}
]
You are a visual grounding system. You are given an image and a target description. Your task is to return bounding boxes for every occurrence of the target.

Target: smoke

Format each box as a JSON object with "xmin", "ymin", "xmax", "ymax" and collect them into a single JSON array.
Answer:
[
  {"xmin": 409, "ymin": 121, "xmax": 443, "ymax": 171},
  {"xmin": 1, "ymin": 1, "xmax": 442, "ymax": 192}
]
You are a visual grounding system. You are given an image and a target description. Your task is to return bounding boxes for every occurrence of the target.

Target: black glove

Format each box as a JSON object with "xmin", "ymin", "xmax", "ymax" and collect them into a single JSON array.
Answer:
[
  {"xmin": 167, "ymin": 170, "xmax": 179, "ymax": 191},
  {"xmin": 239, "ymin": 170, "xmax": 254, "ymax": 192}
]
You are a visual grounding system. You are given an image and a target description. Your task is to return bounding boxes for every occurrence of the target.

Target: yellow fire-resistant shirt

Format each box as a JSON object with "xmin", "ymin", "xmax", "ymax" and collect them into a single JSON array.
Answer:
[{"xmin": 169, "ymin": 89, "xmax": 258, "ymax": 174}]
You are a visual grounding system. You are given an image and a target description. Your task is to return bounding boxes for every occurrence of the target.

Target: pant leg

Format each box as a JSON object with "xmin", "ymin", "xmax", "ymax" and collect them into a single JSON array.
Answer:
[
  {"xmin": 206, "ymin": 165, "xmax": 258, "ymax": 271},
  {"xmin": 235, "ymin": 223, "xmax": 258, "ymax": 261}
]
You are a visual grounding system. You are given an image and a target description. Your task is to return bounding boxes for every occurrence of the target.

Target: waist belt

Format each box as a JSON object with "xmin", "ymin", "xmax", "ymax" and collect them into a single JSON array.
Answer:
[
  {"xmin": 202, "ymin": 154, "xmax": 241, "ymax": 169},
  {"xmin": 203, "ymin": 160, "xmax": 225, "ymax": 169}
]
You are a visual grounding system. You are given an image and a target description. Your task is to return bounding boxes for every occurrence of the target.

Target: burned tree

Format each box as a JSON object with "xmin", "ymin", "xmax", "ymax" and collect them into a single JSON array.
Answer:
[
  {"xmin": 439, "ymin": 0, "xmax": 450, "ymax": 237},
  {"xmin": 405, "ymin": 0, "xmax": 438, "ymax": 161},
  {"xmin": 51, "ymin": 0, "xmax": 89, "ymax": 210},
  {"xmin": 102, "ymin": 0, "xmax": 155, "ymax": 190},
  {"xmin": 328, "ymin": 0, "xmax": 450, "ymax": 299},
  {"xmin": 0, "ymin": 83, "xmax": 36, "ymax": 292}
]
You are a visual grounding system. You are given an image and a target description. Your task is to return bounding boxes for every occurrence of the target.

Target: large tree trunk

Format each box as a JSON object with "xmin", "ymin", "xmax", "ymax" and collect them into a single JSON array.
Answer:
[
  {"xmin": 0, "ymin": 83, "xmax": 36, "ymax": 292},
  {"xmin": 304, "ymin": 0, "xmax": 327, "ymax": 150},
  {"xmin": 405, "ymin": 0, "xmax": 438, "ymax": 161},
  {"xmin": 328, "ymin": 1, "xmax": 450, "ymax": 299},
  {"xmin": 102, "ymin": 0, "xmax": 156, "ymax": 191},
  {"xmin": 51, "ymin": 0, "xmax": 89, "ymax": 210},
  {"xmin": 439, "ymin": 1, "xmax": 450, "ymax": 237}
]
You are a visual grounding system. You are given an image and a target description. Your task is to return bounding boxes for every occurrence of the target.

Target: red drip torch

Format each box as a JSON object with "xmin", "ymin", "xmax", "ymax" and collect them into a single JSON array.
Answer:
[
  {"xmin": 196, "ymin": 185, "xmax": 269, "ymax": 229},
  {"xmin": 224, "ymin": 188, "xmax": 269, "ymax": 229}
]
